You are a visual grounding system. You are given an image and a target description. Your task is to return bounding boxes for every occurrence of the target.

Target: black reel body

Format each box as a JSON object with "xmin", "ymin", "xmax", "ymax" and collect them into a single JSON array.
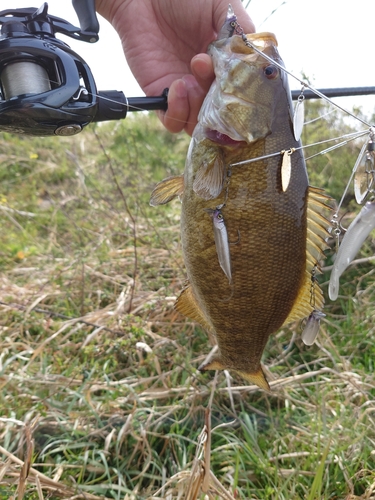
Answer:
[
  {"xmin": 0, "ymin": 2, "xmax": 167, "ymax": 136},
  {"xmin": 0, "ymin": 36, "xmax": 98, "ymax": 136},
  {"xmin": 0, "ymin": 2, "xmax": 102, "ymax": 136}
]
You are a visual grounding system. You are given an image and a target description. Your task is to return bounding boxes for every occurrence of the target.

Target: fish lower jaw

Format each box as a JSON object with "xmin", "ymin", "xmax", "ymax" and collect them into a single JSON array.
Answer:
[{"xmin": 204, "ymin": 128, "xmax": 247, "ymax": 146}]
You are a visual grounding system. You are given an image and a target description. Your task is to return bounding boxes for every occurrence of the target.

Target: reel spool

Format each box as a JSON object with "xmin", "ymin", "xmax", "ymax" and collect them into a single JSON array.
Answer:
[{"xmin": 1, "ymin": 61, "xmax": 51, "ymax": 99}]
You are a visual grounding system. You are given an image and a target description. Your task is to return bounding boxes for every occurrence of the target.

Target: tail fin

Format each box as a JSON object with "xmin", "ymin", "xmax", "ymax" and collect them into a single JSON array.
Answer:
[
  {"xmin": 236, "ymin": 367, "xmax": 270, "ymax": 392},
  {"xmin": 199, "ymin": 356, "xmax": 271, "ymax": 392}
]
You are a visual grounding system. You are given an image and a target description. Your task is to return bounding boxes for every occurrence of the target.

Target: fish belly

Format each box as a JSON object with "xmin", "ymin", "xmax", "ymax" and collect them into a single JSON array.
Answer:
[{"xmin": 180, "ymin": 143, "xmax": 308, "ymax": 373}]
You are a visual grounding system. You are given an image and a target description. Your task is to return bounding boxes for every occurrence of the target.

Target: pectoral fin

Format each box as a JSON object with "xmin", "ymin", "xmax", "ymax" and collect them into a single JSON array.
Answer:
[
  {"xmin": 149, "ymin": 175, "xmax": 184, "ymax": 206},
  {"xmin": 193, "ymin": 151, "xmax": 226, "ymax": 200}
]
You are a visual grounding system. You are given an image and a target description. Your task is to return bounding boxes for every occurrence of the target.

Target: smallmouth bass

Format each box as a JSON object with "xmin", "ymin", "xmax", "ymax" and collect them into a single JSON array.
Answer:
[{"xmin": 150, "ymin": 8, "xmax": 330, "ymax": 390}]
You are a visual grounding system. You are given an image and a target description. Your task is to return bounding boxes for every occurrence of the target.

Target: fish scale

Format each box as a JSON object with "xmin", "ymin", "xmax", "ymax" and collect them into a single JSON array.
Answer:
[{"xmin": 150, "ymin": 19, "xmax": 331, "ymax": 390}]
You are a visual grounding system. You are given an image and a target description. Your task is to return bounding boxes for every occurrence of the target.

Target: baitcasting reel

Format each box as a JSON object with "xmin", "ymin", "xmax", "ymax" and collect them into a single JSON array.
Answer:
[{"xmin": 0, "ymin": 1, "xmax": 168, "ymax": 136}]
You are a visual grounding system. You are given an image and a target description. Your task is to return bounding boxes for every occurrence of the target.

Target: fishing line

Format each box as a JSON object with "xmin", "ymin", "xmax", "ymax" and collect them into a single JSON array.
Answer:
[
  {"xmin": 21, "ymin": 68, "xmax": 374, "ymax": 208},
  {"xmin": 30, "ymin": 48, "xmax": 375, "ymax": 132},
  {"xmin": 26, "ymin": 39, "xmax": 375, "ymax": 166},
  {"xmin": 82, "ymin": 42, "xmax": 374, "ymax": 155},
  {"xmin": 85, "ymin": 89, "xmax": 201, "ymax": 127},
  {"xmin": 28, "ymin": 73, "xmax": 172, "ymax": 115}
]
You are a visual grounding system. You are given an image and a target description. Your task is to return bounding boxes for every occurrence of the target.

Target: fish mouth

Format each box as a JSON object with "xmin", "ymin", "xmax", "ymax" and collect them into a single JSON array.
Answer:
[
  {"xmin": 204, "ymin": 128, "xmax": 246, "ymax": 146},
  {"xmin": 198, "ymin": 90, "xmax": 259, "ymax": 145}
]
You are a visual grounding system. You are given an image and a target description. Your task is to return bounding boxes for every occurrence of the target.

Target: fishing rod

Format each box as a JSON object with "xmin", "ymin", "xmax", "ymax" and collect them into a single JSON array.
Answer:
[
  {"xmin": 0, "ymin": 2, "xmax": 373, "ymax": 137},
  {"xmin": 291, "ymin": 87, "xmax": 375, "ymax": 100}
]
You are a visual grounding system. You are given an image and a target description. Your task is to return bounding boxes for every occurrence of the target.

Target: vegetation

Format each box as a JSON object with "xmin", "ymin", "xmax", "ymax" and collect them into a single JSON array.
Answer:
[{"xmin": 1, "ymin": 101, "xmax": 375, "ymax": 500}]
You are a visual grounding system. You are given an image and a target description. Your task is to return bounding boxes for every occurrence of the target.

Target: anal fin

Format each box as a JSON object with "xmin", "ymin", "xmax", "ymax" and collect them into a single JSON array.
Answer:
[
  {"xmin": 282, "ymin": 270, "xmax": 324, "ymax": 326},
  {"xmin": 198, "ymin": 356, "xmax": 225, "ymax": 372},
  {"xmin": 175, "ymin": 282, "xmax": 212, "ymax": 332},
  {"xmin": 150, "ymin": 175, "xmax": 184, "ymax": 206}
]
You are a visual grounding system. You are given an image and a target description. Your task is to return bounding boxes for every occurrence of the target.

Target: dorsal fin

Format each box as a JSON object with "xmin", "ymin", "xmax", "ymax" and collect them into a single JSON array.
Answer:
[
  {"xmin": 282, "ymin": 186, "xmax": 332, "ymax": 326},
  {"xmin": 306, "ymin": 187, "xmax": 332, "ymax": 270},
  {"xmin": 175, "ymin": 282, "xmax": 213, "ymax": 331}
]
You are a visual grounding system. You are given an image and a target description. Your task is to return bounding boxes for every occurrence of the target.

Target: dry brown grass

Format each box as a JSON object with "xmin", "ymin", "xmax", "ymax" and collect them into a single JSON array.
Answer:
[{"xmin": 1, "ymin": 115, "xmax": 375, "ymax": 499}]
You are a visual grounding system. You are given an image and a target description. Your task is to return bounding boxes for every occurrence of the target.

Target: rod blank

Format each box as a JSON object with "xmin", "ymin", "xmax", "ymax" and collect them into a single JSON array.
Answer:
[{"xmin": 291, "ymin": 87, "xmax": 375, "ymax": 100}]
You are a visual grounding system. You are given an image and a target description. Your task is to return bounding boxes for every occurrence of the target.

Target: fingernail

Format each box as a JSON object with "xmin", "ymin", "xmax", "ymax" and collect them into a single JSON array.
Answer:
[
  {"xmin": 174, "ymin": 79, "xmax": 188, "ymax": 99},
  {"xmin": 182, "ymin": 75, "xmax": 199, "ymax": 91}
]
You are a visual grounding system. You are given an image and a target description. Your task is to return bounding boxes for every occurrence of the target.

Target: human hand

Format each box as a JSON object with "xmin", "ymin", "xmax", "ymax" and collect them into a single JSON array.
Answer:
[{"xmin": 95, "ymin": 0, "xmax": 255, "ymax": 135}]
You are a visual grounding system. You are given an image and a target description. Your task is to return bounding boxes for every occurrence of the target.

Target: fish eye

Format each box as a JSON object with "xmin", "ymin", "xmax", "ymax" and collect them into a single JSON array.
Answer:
[
  {"xmin": 217, "ymin": 213, "xmax": 223, "ymax": 220},
  {"xmin": 264, "ymin": 65, "xmax": 279, "ymax": 80}
]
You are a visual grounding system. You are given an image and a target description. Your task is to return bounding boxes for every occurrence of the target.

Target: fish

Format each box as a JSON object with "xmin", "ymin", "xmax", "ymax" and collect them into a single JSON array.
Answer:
[
  {"xmin": 150, "ymin": 7, "xmax": 331, "ymax": 391},
  {"xmin": 205, "ymin": 205, "xmax": 232, "ymax": 283},
  {"xmin": 329, "ymin": 201, "xmax": 375, "ymax": 301},
  {"xmin": 216, "ymin": 3, "xmax": 237, "ymax": 40},
  {"xmin": 301, "ymin": 310, "xmax": 326, "ymax": 346},
  {"xmin": 353, "ymin": 137, "xmax": 375, "ymax": 204}
]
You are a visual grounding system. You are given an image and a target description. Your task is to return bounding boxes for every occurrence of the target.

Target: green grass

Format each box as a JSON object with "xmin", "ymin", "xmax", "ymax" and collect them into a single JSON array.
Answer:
[{"xmin": 1, "ymin": 109, "xmax": 375, "ymax": 500}]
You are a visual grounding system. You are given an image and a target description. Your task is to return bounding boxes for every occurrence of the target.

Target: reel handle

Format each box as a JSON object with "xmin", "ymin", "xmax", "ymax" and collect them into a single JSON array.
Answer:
[{"xmin": 72, "ymin": 0, "xmax": 99, "ymax": 39}]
